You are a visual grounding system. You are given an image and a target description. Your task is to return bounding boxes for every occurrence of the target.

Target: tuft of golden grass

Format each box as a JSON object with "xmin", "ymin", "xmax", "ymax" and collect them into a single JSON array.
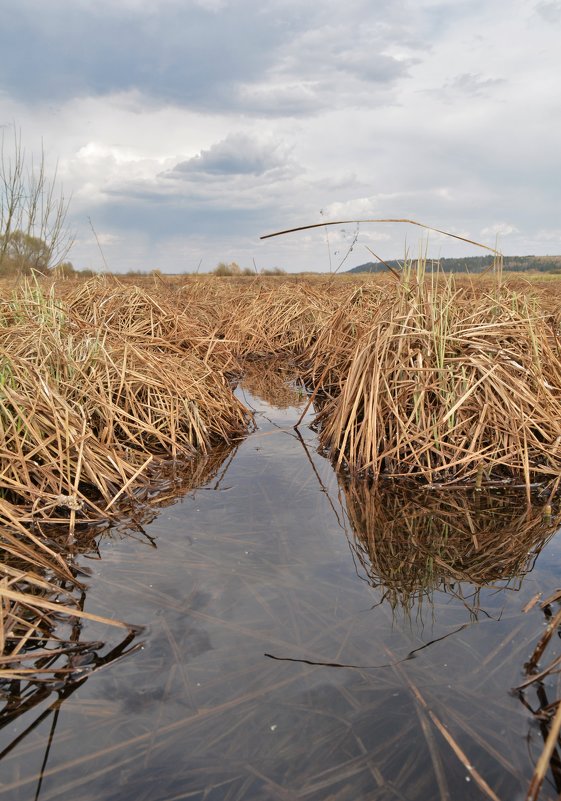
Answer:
[
  {"xmin": 219, "ymin": 281, "xmax": 342, "ymax": 359},
  {"xmin": 63, "ymin": 277, "xmax": 235, "ymax": 371},
  {"xmin": 310, "ymin": 266, "xmax": 561, "ymax": 486}
]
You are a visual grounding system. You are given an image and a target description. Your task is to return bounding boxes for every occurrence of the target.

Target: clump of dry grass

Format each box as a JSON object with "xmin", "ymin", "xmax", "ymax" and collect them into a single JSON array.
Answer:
[
  {"xmin": 0, "ymin": 279, "xmax": 252, "ymax": 682},
  {"xmin": 301, "ymin": 283, "xmax": 390, "ymax": 395},
  {"xmin": 313, "ymin": 268, "xmax": 561, "ymax": 485},
  {"xmin": 0, "ymin": 348, "xmax": 150, "ymax": 520},
  {"xmin": 0, "ymin": 286, "xmax": 249, "ymax": 520},
  {"xmin": 63, "ymin": 277, "xmax": 235, "ymax": 372},
  {"xmin": 220, "ymin": 282, "xmax": 341, "ymax": 359}
]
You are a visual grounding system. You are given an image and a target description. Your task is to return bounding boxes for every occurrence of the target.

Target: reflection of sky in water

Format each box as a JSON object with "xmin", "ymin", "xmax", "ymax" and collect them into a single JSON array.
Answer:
[{"xmin": 1, "ymin": 384, "xmax": 561, "ymax": 800}]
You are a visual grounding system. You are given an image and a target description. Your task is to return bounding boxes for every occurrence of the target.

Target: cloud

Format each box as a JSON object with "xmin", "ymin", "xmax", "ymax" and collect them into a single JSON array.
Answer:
[
  {"xmin": 535, "ymin": 228, "xmax": 561, "ymax": 242},
  {"xmin": 0, "ymin": 1, "xmax": 289, "ymax": 109},
  {"xmin": 339, "ymin": 52, "xmax": 412, "ymax": 83},
  {"xmin": 0, "ymin": 0, "xmax": 418, "ymax": 117},
  {"xmin": 535, "ymin": 1, "xmax": 561, "ymax": 22},
  {"xmin": 445, "ymin": 73, "xmax": 507, "ymax": 96},
  {"xmin": 170, "ymin": 133, "xmax": 290, "ymax": 177},
  {"xmin": 278, "ymin": 21, "xmax": 413, "ymax": 83},
  {"xmin": 480, "ymin": 222, "xmax": 519, "ymax": 238},
  {"xmin": 423, "ymin": 72, "xmax": 507, "ymax": 103},
  {"xmin": 232, "ymin": 82, "xmax": 324, "ymax": 117},
  {"xmin": 2, "ymin": 0, "xmax": 560, "ymax": 274}
]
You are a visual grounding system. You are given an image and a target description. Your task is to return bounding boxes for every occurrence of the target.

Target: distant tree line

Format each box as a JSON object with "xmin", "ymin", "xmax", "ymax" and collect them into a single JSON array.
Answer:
[
  {"xmin": 213, "ymin": 262, "xmax": 286, "ymax": 276},
  {"xmin": 348, "ymin": 255, "xmax": 561, "ymax": 275}
]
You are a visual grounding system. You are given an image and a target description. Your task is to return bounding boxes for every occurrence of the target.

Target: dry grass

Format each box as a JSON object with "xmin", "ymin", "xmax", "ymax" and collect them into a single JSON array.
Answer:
[
  {"xmin": 63, "ymin": 277, "xmax": 235, "ymax": 371},
  {"xmin": 0, "ymin": 283, "xmax": 249, "ymax": 514},
  {"xmin": 3, "ymin": 267, "xmax": 561, "ymax": 797},
  {"xmin": 310, "ymin": 269, "xmax": 561, "ymax": 486},
  {"xmin": 219, "ymin": 281, "xmax": 342, "ymax": 359},
  {"xmin": 0, "ymin": 277, "xmax": 251, "ymax": 680}
]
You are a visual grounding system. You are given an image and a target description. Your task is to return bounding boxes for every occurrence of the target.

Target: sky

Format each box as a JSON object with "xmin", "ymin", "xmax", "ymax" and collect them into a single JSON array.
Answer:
[{"xmin": 0, "ymin": 0, "xmax": 560, "ymax": 273}]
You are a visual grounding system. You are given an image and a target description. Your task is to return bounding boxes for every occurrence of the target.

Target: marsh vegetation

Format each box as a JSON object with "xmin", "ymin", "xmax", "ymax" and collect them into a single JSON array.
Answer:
[{"xmin": 2, "ymin": 266, "xmax": 561, "ymax": 799}]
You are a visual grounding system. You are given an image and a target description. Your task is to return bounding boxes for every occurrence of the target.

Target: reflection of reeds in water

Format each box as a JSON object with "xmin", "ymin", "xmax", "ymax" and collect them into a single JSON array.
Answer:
[
  {"xmin": 0, "ymin": 448, "xmax": 240, "ymax": 793},
  {"xmin": 343, "ymin": 479, "xmax": 558, "ymax": 610},
  {"xmin": 241, "ymin": 361, "xmax": 305, "ymax": 409},
  {"xmin": 0, "ymin": 442, "xmax": 238, "ymax": 796},
  {"xmin": 0, "ymin": 441, "xmax": 236, "ymax": 688}
]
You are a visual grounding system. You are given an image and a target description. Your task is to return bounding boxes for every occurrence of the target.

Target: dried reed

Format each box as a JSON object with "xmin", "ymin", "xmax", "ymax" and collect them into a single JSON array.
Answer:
[
  {"xmin": 63, "ymin": 277, "xmax": 235, "ymax": 371},
  {"xmin": 220, "ymin": 282, "xmax": 341, "ymax": 358},
  {"xmin": 313, "ymin": 268, "xmax": 561, "ymax": 485},
  {"xmin": 0, "ymin": 279, "xmax": 251, "ymax": 681}
]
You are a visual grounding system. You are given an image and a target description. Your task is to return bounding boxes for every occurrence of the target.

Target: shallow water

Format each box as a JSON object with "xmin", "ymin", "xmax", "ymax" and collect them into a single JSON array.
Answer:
[{"xmin": 2, "ymin": 379, "xmax": 561, "ymax": 800}]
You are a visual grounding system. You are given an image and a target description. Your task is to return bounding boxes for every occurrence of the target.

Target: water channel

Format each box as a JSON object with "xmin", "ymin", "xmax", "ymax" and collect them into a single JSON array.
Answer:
[{"xmin": 1, "ymin": 373, "xmax": 561, "ymax": 800}]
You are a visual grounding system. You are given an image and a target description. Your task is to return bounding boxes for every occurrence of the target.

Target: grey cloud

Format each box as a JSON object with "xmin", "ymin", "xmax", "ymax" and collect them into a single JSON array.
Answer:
[
  {"xmin": 421, "ymin": 0, "xmax": 490, "ymax": 37},
  {"xmin": 535, "ymin": 0, "xmax": 561, "ymax": 22},
  {"xmin": 423, "ymin": 72, "xmax": 506, "ymax": 102},
  {"xmin": 0, "ymin": 0, "xmax": 418, "ymax": 116},
  {"xmin": 91, "ymin": 197, "xmax": 273, "ymax": 240},
  {"xmin": 0, "ymin": 1, "xmax": 297, "ymax": 107},
  {"xmin": 233, "ymin": 82, "xmax": 325, "ymax": 117},
  {"xmin": 276, "ymin": 20, "xmax": 413, "ymax": 87},
  {"xmin": 170, "ymin": 133, "xmax": 289, "ymax": 176},
  {"xmin": 97, "ymin": 135, "xmax": 302, "ymax": 226},
  {"xmin": 447, "ymin": 73, "xmax": 506, "ymax": 96},
  {"xmin": 337, "ymin": 52, "xmax": 411, "ymax": 83}
]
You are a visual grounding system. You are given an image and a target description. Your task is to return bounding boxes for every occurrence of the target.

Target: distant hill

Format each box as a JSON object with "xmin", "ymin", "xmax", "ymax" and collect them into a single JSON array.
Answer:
[{"xmin": 348, "ymin": 255, "xmax": 561, "ymax": 274}]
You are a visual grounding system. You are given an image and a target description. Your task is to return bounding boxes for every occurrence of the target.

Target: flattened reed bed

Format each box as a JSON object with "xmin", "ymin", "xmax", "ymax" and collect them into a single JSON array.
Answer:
[
  {"xmin": 220, "ymin": 282, "xmax": 345, "ymax": 359},
  {"xmin": 0, "ymin": 283, "xmax": 250, "ymax": 492},
  {"xmin": 0, "ymin": 280, "xmax": 252, "ymax": 681},
  {"xmin": 61, "ymin": 278, "xmax": 235, "ymax": 372},
  {"xmin": 0, "ymin": 332, "xmax": 248, "ymax": 515}
]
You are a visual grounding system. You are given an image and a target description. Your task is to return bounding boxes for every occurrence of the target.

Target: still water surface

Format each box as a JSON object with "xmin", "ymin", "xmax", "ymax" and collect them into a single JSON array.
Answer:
[{"xmin": 1, "ymin": 378, "xmax": 561, "ymax": 800}]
